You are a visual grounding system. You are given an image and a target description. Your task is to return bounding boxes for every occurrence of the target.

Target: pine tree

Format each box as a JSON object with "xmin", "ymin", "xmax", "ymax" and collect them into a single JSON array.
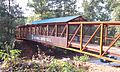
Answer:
[{"xmin": 28, "ymin": 0, "xmax": 79, "ymax": 19}]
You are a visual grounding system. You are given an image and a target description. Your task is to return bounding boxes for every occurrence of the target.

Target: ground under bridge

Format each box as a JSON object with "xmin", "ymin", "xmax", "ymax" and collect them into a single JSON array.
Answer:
[{"xmin": 15, "ymin": 16, "xmax": 120, "ymax": 63}]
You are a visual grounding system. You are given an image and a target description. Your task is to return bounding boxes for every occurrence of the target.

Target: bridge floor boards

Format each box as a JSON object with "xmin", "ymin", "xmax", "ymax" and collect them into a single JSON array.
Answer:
[{"xmin": 69, "ymin": 42, "xmax": 120, "ymax": 56}]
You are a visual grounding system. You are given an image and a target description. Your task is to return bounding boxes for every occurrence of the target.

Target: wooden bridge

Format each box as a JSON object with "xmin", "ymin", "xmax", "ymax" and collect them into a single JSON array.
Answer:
[{"xmin": 15, "ymin": 16, "xmax": 120, "ymax": 63}]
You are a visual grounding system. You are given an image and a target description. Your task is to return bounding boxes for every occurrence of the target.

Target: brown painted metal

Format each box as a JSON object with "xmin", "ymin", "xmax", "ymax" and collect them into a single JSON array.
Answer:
[
  {"xmin": 100, "ymin": 24, "xmax": 104, "ymax": 56},
  {"xmin": 69, "ymin": 42, "xmax": 120, "ymax": 57},
  {"xmin": 69, "ymin": 21, "xmax": 120, "ymax": 25},
  {"xmin": 47, "ymin": 25, "xmax": 49, "ymax": 36},
  {"xmin": 105, "ymin": 25, "xmax": 108, "ymax": 45},
  {"xmin": 66, "ymin": 24, "xmax": 69, "ymax": 47},
  {"xmin": 80, "ymin": 23, "xmax": 83, "ymax": 51},
  {"xmin": 16, "ymin": 20, "xmax": 120, "ymax": 63},
  {"xmin": 30, "ymin": 26, "xmax": 32, "ymax": 35},
  {"xmin": 60, "ymin": 25, "xmax": 66, "ymax": 37},
  {"xmin": 68, "ymin": 25, "xmax": 81, "ymax": 47},
  {"xmin": 82, "ymin": 25, "xmax": 101, "ymax": 50},
  {"xmin": 39, "ymin": 26, "xmax": 42, "ymax": 35},
  {"xmin": 102, "ymin": 34, "xmax": 120, "ymax": 56},
  {"xmin": 55, "ymin": 24, "xmax": 58, "ymax": 37},
  {"xmin": 28, "ymin": 35, "xmax": 67, "ymax": 47},
  {"xmin": 50, "ymin": 25, "xmax": 56, "ymax": 36},
  {"xmin": 42, "ymin": 26, "xmax": 46, "ymax": 35},
  {"xmin": 68, "ymin": 25, "xmax": 79, "ymax": 40}
]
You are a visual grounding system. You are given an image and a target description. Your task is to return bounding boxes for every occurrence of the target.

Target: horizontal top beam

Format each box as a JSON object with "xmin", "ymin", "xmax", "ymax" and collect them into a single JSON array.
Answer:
[
  {"xmin": 17, "ymin": 22, "xmax": 67, "ymax": 28},
  {"xmin": 68, "ymin": 21, "xmax": 120, "ymax": 25},
  {"xmin": 17, "ymin": 21, "xmax": 120, "ymax": 28}
]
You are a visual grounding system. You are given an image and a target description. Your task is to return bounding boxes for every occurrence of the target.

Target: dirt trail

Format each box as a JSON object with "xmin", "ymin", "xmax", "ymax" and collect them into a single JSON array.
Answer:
[{"xmin": 76, "ymin": 61, "xmax": 120, "ymax": 72}]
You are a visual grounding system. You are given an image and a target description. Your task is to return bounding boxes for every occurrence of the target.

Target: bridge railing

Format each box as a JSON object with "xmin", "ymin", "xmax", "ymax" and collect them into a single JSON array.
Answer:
[
  {"xmin": 68, "ymin": 21, "xmax": 120, "ymax": 56},
  {"xmin": 15, "ymin": 21, "xmax": 120, "ymax": 60}
]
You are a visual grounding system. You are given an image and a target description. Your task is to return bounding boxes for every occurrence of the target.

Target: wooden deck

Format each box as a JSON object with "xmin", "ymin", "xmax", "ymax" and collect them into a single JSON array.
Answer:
[{"xmin": 69, "ymin": 42, "xmax": 120, "ymax": 56}]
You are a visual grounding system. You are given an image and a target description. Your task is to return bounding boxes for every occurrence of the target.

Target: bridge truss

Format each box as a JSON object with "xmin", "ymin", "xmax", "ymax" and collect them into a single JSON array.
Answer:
[{"xmin": 16, "ymin": 21, "xmax": 120, "ymax": 63}]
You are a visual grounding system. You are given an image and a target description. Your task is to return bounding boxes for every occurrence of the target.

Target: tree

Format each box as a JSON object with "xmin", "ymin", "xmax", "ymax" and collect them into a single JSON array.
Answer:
[
  {"xmin": 0, "ymin": 0, "xmax": 24, "ymax": 49},
  {"xmin": 28, "ymin": 0, "xmax": 79, "ymax": 19},
  {"xmin": 107, "ymin": 0, "xmax": 120, "ymax": 21},
  {"xmin": 28, "ymin": 0, "xmax": 50, "ymax": 19},
  {"xmin": 109, "ymin": 0, "xmax": 120, "ymax": 46},
  {"xmin": 26, "ymin": 14, "xmax": 41, "ymax": 23},
  {"xmin": 82, "ymin": 0, "xmax": 110, "ymax": 21},
  {"xmin": 47, "ymin": 0, "xmax": 78, "ymax": 17},
  {"xmin": 105, "ymin": 0, "xmax": 120, "ymax": 33}
]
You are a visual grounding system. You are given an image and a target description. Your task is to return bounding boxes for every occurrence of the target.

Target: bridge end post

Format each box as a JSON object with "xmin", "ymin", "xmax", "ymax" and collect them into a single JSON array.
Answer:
[
  {"xmin": 80, "ymin": 23, "xmax": 83, "ymax": 51},
  {"xmin": 100, "ymin": 23, "xmax": 104, "ymax": 56}
]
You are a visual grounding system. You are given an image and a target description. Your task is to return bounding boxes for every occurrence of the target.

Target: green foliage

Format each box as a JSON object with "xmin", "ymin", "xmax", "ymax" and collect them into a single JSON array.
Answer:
[
  {"xmin": 107, "ymin": 0, "xmax": 120, "ymax": 21},
  {"xmin": 116, "ymin": 40, "xmax": 120, "ymax": 46},
  {"xmin": 82, "ymin": 0, "xmax": 110, "ymax": 21},
  {"xmin": 73, "ymin": 55, "xmax": 89, "ymax": 62},
  {"xmin": 28, "ymin": 0, "xmax": 79, "ymax": 19},
  {"xmin": 12, "ymin": 61, "xmax": 40, "ymax": 72},
  {"xmin": 2, "ymin": 58, "xmax": 40, "ymax": 72},
  {"xmin": 47, "ymin": 59, "xmax": 85, "ymax": 72},
  {"xmin": 82, "ymin": 0, "xmax": 120, "ymax": 21},
  {"xmin": 1, "ymin": 55, "xmax": 86, "ymax": 72},
  {"xmin": 0, "ymin": 0, "xmax": 25, "ymax": 49},
  {"xmin": 0, "ymin": 49, "xmax": 21, "ymax": 61},
  {"xmin": 26, "ymin": 14, "xmax": 41, "ymax": 23}
]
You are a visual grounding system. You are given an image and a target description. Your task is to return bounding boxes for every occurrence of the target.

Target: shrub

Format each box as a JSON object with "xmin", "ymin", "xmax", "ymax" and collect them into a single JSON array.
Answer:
[
  {"xmin": 2, "ymin": 58, "xmax": 40, "ymax": 72},
  {"xmin": 47, "ymin": 59, "xmax": 86, "ymax": 72},
  {"xmin": 0, "ymin": 49, "xmax": 21, "ymax": 62},
  {"xmin": 73, "ymin": 54, "xmax": 89, "ymax": 62}
]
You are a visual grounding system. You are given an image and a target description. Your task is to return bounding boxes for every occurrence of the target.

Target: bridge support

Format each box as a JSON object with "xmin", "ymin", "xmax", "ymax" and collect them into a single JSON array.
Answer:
[
  {"xmin": 80, "ymin": 24, "xmax": 83, "ymax": 51},
  {"xmin": 100, "ymin": 23, "xmax": 103, "ymax": 56}
]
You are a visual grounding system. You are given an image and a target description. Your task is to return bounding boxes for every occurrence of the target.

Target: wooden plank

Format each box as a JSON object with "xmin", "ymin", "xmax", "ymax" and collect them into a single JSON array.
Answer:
[{"xmin": 69, "ymin": 42, "xmax": 120, "ymax": 57}]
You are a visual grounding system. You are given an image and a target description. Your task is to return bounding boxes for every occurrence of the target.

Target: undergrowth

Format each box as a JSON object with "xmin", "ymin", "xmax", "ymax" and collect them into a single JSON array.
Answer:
[
  {"xmin": 73, "ymin": 54, "xmax": 89, "ymax": 62},
  {"xmin": 47, "ymin": 59, "xmax": 86, "ymax": 72}
]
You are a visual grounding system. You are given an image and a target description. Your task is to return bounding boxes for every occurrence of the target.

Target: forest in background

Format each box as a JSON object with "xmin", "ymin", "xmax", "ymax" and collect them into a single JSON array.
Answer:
[
  {"xmin": 27, "ymin": 0, "xmax": 120, "ymax": 21},
  {"xmin": 0, "ymin": 0, "xmax": 120, "ymax": 58}
]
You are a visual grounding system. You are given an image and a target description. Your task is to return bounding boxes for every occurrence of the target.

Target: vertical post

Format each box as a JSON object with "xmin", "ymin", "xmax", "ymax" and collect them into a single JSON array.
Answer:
[
  {"xmin": 39, "ymin": 25, "xmax": 42, "ymax": 35},
  {"xmin": 35, "ymin": 26, "xmax": 37, "ymax": 35},
  {"xmin": 24, "ymin": 27, "xmax": 25, "ymax": 38},
  {"xmin": 22, "ymin": 27, "xmax": 24, "ymax": 38},
  {"xmin": 19, "ymin": 28, "xmax": 21, "ymax": 38},
  {"xmin": 28, "ymin": 26, "xmax": 30, "ymax": 35},
  {"xmin": 21, "ymin": 27, "xmax": 22, "ymax": 38},
  {"xmin": 24, "ymin": 27, "xmax": 26, "ymax": 38},
  {"xmin": 66, "ymin": 24, "xmax": 69, "ymax": 47},
  {"xmin": 26, "ymin": 27, "xmax": 28, "ymax": 37},
  {"xmin": 80, "ymin": 23, "xmax": 83, "ymax": 51},
  {"xmin": 36, "ymin": 26, "xmax": 38, "ymax": 35},
  {"xmin": 22, "ymin": 28, "xmax": 24, "ymax": 38},
  {"xmin": 31, "ymin": 26, "xmax": 32, "ymax": 35},
  {"xmin": 24, "ymin": 27, "xmax": 27, "ymax": 38},
  {"xmin": 25, "ymin": 27, "xmax": 26, "ymax": 38},
  {"xmin": 55, "ymin": 24, "xmax": 58, "ymax": 37},
  {"xmin": 100, "ymin": 23, "xmax": 104, "ymax": 56},
  {"xmin": 105, "ymin": 25, "xmax": 108, "ymax": 45},
  {"xmin": 16, "ymin": 27, "xmax": 18, "ymax": 38},
  {"xmin": 47, "ymin": 25, "xmax": 49, "ymax": 36}
]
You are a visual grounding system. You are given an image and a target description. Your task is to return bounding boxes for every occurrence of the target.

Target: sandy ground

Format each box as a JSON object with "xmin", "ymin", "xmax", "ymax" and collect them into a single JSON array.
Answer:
[{"xmin": 80, "ymin": 62, "xmax": 120, "ymax": 72}]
